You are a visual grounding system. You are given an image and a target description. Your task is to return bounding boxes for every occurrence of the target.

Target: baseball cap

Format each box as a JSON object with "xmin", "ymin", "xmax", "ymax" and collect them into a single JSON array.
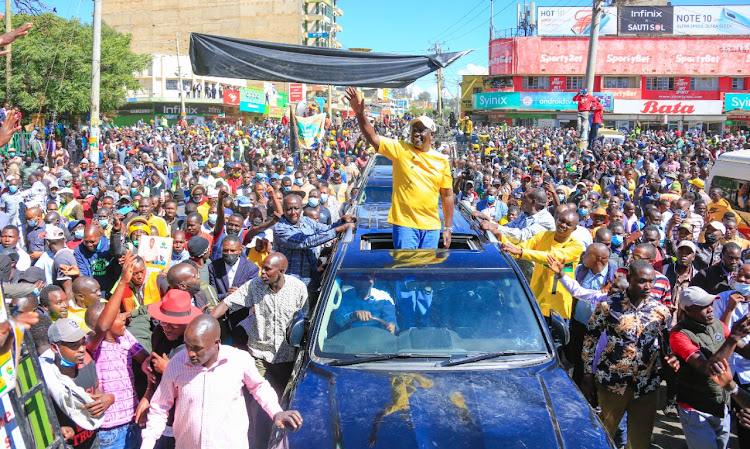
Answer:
[
  {"xmin": 679, "ymin": 286, "xmax": 718, "ymax": 310},
  {"xmin": 676, "ymin": 240, "xmax": 697, "ymax": 253},
  {"xmin": 19, "ymin": 266, "xmax": 45, "ymax": 283},
  {"xmin": 410, "ymin": 116, "xmax": 436, "ymax": 132},
  {"xmin": 237, "ymin": 196, "xmax": 253, "ymax": 207},
  {"xmin": 48, "ymin": 318, "xmax": 89, "ymax": 343},
  {"xmin": 688, "ymin": 178, "xmax": 705, "ymax": 189},
  {"xmin": 40, "ymin": 225, "xmax": 65, "ymax": 240},
  {"xmin": 58, "ymin": 188, "xmax": 74, "ymax": 196},
  {"xmin": 80, "ymin": 158, "xmax": 89, "ymax": 165},
  {"xmin": 708, "ymin": 221, "xmax": 727, "ymax": 235}
]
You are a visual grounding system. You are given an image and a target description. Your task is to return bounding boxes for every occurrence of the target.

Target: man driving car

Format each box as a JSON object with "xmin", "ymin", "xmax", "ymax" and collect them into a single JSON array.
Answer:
[{"xmin": 334, "ymin": 276, "xmax": 397, "ymax": 334}]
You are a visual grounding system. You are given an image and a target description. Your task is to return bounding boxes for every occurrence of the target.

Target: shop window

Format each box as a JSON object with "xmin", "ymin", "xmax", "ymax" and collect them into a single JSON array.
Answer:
[
  {"xmin": 165, "ymin": 80, "xmax": 179, "ymax": 91},
  {"xmin": 522, "ymin": 77, "xmax": 549, "ymax": 90},
  {"xmin": 690, "ymin": 77, "xmax": 718, "ymax": 91},
  {"xmin": 604, "ymin": 77, "xmax": 636, "ymax": 88},
  {"xmin": 566, "ymin": 76, "xmax": 584, "ymax": 90},
  {"xmin": 732, "ymin": 78, "xmax": 745, "ymax": 91},
  {"xmin": 646, "ymin": 77, "xmax": 674, "ymax": 91}
]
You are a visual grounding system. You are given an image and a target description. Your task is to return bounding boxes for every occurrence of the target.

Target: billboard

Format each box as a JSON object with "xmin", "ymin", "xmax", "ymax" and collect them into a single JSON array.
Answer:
[
  {"xmin": 725, "ymin": 93, "xmax": 750, "ymax": 111},
  {"xmin": 239, "ymin": 88, "xmax": 266, "ymax": 114},
  {"xmin": 619, "ymin": 6, "xmax": 673, "ymax": 34},
  {"xmin": 674, "ymin": 6, "xmax": 750, "ymax": 35},
  {"xmin": 489, "ymin": 39, "xmax": 514, "ymax": 75},
  {"xmin": 289, "ymin": 83, "xmax": 305, "ymax": 103},
  {"xmin": 489, "ymin": 36, "xmax": 750, "ymax": 76},
  {"xmin": 473, "ymin": 91, "xmax": 613, "ymax": 111},
  {"xmin": 537, "ymin": 7, "xmax": 618, "ymax": 36},
  {"xmin": 614, "ymin": 99, "xmax": 724, "ymax": 115},
  {"xmin": 222, "ymin": 89, "xmax": 240, "ymax": 105}
]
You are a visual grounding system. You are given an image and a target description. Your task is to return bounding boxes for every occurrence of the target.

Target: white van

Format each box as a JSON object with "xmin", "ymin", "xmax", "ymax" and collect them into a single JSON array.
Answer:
[{"xmin": 707, "ymin": 149, "xmax": 750, "ymax": 237}]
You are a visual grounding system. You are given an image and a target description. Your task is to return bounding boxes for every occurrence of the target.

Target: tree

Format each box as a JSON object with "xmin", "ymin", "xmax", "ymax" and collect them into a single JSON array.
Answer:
[
  {"xmin": 0, "ymin": 13, "xmax": 149, "ymax": 117},
  {"xmin": 416, "ymin": 91, "xmax": 431, "ymax": 102}
]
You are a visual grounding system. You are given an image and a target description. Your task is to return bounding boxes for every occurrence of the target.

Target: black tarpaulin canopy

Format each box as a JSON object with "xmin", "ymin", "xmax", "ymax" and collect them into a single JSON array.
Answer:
[{"xmin": 189, "ymin": 33, "xmax": 472, "ymax": 88}]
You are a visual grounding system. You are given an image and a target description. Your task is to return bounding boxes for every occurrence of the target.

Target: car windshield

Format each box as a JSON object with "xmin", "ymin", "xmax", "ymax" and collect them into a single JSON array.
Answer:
[
  {"xmin": 315, "ymin": 270, "xmax": 547, "ymax": 358},
  {"xmin": 359, "ymin": 186, "xmax": 392, "ymax": 204}
]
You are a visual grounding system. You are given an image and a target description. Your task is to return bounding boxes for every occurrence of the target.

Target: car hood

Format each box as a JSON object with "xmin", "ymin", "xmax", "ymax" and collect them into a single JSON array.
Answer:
[{"xmin": 272, "ymin": 359, "xmax": 613, "ymax": 449}]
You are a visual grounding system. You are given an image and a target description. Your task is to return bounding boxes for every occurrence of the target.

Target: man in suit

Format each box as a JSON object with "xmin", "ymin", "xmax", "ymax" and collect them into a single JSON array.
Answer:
[{"xmin": 209, "ymin": 235, "xmax": 259, "ymax": 301}]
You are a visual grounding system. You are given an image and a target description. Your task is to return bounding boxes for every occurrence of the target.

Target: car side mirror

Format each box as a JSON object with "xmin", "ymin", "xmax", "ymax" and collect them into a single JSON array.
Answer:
[
  {"xmin": 286, "ymin": 310, "xmax": 307, "ymax": 348},
  {"xmin": 548, "ymin": 309, "xmax": 569, "ymax": 348}
]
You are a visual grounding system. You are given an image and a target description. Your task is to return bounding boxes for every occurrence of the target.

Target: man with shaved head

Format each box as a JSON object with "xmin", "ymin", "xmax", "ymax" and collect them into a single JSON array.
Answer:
[
  {"xmin": 68, "ymin": 276, "xmax": 102, "ymax": 330},
  {"xmin": 140, "ymin": 315, "xmax": 303, "ymax": 449},
  {"xmin": 25, "ymin": 206, "xmax": 45, "ymax": 262},
  {"xmin": 73, "ymin": 224, "xmax": 120, "ymax": 295},
  {"xmin": 273, "ymin": 194, "xmax": 355, "ymax": 291},
  {"xmin": 137, "ymin": 196, "xmax": 169, "ymax": 237}
]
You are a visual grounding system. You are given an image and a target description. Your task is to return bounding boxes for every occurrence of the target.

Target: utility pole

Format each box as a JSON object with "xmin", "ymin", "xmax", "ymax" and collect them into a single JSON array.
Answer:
[
  {"xmin": 327, "ymin": 25, "xmax": 333, "ymax": 118},
  {"xmin": 89, "ymin": 0, "xmax": 102, "ymax": 164},
  {"xmin": 176, "ymin": 33, "xmax": 186, "ymax": 117},
  {"xmin": 5, "ymin": 0, "xmax": 10, "ymax": 98},
  {"xmin": 584, "ymin": 0, "xmax": 604, "ymax": 92},
  {"xmin": 430, "ymin": 42, "xmax": 444, "ymax": 125}
]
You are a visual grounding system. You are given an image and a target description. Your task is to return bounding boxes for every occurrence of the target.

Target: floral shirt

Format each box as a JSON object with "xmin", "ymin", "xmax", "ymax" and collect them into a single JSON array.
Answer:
[{"xmin": 583, "ymin": 291, "xmax": 673, "ymax": 397}]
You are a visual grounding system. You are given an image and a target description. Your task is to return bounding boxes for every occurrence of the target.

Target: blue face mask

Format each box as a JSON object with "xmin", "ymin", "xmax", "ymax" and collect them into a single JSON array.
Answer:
[
  {"xmin": 32, "ymin": 287, "xmax": 40, "ymax": 296},
  {"xmin": 294, "ymin": 178, "xmax": 304, "ymax": 186},
  {"xmin": 486, "ymin": 195, "xmax": 496, "ymax": 204},
  {"xmin": 320, "ymin": 193, "xmax": 329, "ymax": 203},
  {"xmin": 57, "ymin": 351, "xmax": 77, "ymax": 367},
  {"xmin": 283, "ymin": 186, "xmax": 291, "ymax": 192},
  {"xmin": 611, "ymin": 234, "xmax": 624, "ymax": 246},
  {"xmin": 99, "ymin": 219, "xmax": 109, "ymax": 228},
  {"xmin": 28, "ymin": 220, "xmax": 38, "ymax": 227},
  {"xmin": 286, "ymin": 166, "xmax": 294, "ymax": 173},
  {"xmin": 9, "ymin": 186, "xmax": 17, "ymax": 193},
  {"xmin": 256, "ymin": 173, "xmax": 263, "ymax": 179},
  {"xmin": 308, "ymin": 197, "xmax": 320, "ymax": 207},
  {"xmin": 74, "ymin": 229, "xmax": 84, "ymax": 239},
  {"xmin": 130, "ymin": 187, "xmax": 138, "ymax": 195},
  {"xmin": 735, "ymin": 282, "xmax": 750, "ymax": 297},
  {"xmin": 578, "ymin": 208, "xmax": 589, "ymax": 217}
]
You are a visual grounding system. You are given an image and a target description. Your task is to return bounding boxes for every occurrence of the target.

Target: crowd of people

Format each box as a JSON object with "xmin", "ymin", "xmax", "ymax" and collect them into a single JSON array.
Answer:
[{"xmin": 3, "ymin": 20, "xmax": 750, "ymax": 449}]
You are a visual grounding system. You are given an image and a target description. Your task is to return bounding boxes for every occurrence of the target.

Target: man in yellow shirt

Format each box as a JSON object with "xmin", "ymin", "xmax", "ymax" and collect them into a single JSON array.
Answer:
[
  {"xmin": 69, "ymin": 276, "xmax": 102, "ymax": 331},
  {"xmin": 345, "ymin": 87, "xmax": 454, "ymax": 249},
  {"xmin": 247, "ymin": 236, "xmax": 270, "ymax": 270},
  {"xmin": 708, "ymin": 187, "xmax": 741, "ymax": 223},
  {"xmin": 501, "ymin": 209, "xmax": 584, "ymax": 319},
  {"xmin": 137, "ymin": 196, "xmax": 169, "ymax": 237}
]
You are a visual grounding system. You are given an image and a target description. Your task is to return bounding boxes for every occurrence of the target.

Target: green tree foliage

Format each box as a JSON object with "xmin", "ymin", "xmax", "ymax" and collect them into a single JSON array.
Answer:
[{"xmin": 0, "ymin": 13, "xmax": 149, "ymax": 116}]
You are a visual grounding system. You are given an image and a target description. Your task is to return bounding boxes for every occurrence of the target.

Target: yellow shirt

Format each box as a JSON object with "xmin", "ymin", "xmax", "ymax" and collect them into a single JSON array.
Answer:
[
  {"xmin": 378, "ymin": 137, "xmax": 453, "ymax": 231},
  {"xmin": 66, "ymin": 301, "xmax": 90, "ymax": 331},
  {"xmin": 722, "ymin": 235, "xmax": 750, "ymax": 252},
  {"xmin": 146, "ymin": 215, "xmax": 169, "ymax": 237},
  {"xmin": 516, "ymin": 231, "xmax": 584, "ymax": 319},
  {"xmin": 197, "ymin": 202, "xmax": 210, "ymax": 222},
  {"xmin": 708, "ymin": 198, "xmax": 741, "ymax": 223},
  {"xmin": 247, "ymin": 248, "xmax": 269, "ymax": 270}
]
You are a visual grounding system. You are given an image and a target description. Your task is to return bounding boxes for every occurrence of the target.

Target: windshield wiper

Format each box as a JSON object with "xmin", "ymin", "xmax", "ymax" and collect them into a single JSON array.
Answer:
[
  {"xmin": 328, "ymin": 353, "xmax": 446, "ymax": 366},
  {"xmin": 440, "ymin": 351, "xmax": 548, "ymax": 367}
]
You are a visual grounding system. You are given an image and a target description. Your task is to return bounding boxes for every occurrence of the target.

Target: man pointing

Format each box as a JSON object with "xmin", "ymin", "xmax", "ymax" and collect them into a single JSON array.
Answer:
[{"xmin": 345, "ymin": 86, "xmax": 454, "ymax": 249}]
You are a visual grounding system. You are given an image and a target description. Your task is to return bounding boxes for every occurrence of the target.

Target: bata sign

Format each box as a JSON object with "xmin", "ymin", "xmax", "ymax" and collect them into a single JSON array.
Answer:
[{"xmin": 615, "ymin": 100, "xmax": 724, "ymax": 115}]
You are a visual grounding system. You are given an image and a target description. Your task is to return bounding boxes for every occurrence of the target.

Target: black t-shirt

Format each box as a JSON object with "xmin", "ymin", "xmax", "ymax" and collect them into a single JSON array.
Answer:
[{"xmin": 52, "ymin": 358, "xmax": 99, "ymax": 449}]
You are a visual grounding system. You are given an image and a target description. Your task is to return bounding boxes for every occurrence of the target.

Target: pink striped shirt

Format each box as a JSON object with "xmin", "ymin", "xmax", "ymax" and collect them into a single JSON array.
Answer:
[{"xmin": 140, "ymin": 345, "xmax": 284, "ymax": 449}]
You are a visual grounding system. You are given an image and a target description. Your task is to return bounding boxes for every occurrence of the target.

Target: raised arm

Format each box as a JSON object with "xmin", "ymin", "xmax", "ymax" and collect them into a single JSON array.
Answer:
[
  {"xmin": 344, "ymin": 87, "xmax": 380, "ymax": 149},
  {"xmin": 87, "ymin": 252, "xmax": 135, "ymax": 352}
]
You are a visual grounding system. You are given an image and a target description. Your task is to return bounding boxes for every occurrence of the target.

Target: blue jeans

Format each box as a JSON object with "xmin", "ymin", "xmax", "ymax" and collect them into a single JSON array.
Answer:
[
  {"xmin": 98, "ymin": 422, "xmax": 141, "ymax": 449},
  {"xmin": 679, "ymin": 405, "xmax": 730, "ymax": 449},
  {"xmin": 392, "ymin": 225, "xmax": 439, "ymax": 249}
]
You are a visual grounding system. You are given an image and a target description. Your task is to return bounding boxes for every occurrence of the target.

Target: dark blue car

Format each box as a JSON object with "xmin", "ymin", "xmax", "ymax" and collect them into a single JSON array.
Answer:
[{"xmin": 270, "ymin": 204, "xmax": 615, "ymax": 449}]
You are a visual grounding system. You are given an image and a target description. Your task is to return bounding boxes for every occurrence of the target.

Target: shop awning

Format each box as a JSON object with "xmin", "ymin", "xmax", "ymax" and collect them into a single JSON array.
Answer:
[{"xmin": 190, "ymin": 33, "xmax": 472, "ymax": 88}]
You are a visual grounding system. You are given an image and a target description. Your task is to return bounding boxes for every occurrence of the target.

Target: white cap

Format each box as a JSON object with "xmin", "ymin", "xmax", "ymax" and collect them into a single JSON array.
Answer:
[
  {"xmin": 708, "ymin": 221, "xmax": 727, "ymax": 235},
  {"xmin": 58, "ymin": 188, "xmax": 74, "ymax": 196},
  {"xmin": 680, "ymin": 286, "xmax": 718, "ymax": 310},
  {"xmin": 410, "ymin": 115, "xmax": 436, "ymax": 132},
  {"xmin": 676, "ymin": 240, "xmax": 697, "ymax": 253}
]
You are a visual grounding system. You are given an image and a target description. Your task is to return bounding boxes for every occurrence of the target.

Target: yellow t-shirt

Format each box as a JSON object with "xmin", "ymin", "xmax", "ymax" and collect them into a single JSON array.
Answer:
[
  {"xmin": 66, "ymin": 301, "xmax": 90, "ymax": 331},
  {"xmin": 146, "ymin": 215, "xmax": 169, "ymax": 237},
  {"xmin": 197, "ymin": 202, "xmax": 210, "ymax": 222},
  {"xmin": 708, "ymin": 198, "xmax": 741, "ymax": 223},
  {"xmin": 247, "ymin": 248, "xmax": 269, "ymax": 270},
  {"xmin": 517, "ymin": 231, "xmax": 584, "ymax": 319},
  {"xmin": 378, "ymin": 138, "xmax": 453, "ymax": 231}
]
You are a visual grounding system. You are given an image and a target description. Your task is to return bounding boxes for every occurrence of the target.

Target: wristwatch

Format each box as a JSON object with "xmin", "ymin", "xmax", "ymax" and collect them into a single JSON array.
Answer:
[
  {"xmin": 444, "ymin": 227, "xmax": 453, "ymax": 233},
  {"xmin": 729, "ymin": 383, "xmax": 740, "ymax": 396}
]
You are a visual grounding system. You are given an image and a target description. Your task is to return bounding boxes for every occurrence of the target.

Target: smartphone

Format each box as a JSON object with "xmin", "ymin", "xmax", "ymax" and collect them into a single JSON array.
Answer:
[
  {"xmin": 723, "ymin": 8, "xmax": 750, "ymax": 30},
  {"xmin": 117, "ymin": 205, "xmax": 134, "ymax": 215}
]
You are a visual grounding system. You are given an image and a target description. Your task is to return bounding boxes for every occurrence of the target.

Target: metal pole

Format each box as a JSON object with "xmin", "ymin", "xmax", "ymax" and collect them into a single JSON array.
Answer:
[
  {"xmin": 327, "ymin": 27, "xmax": 332, "ymax": 117},
  {"xmin": 176, "ymin": 34, "xmax": 186, "ymax": 117},
  {"xmin": 89, "ymin": 0, "xmax": 102, "ymax": 164},
  {"xmin": 5, "ymin": 0, "xmax": 10, "ymax": 98},
  {"xmin": 584, "ymin": 0, "xmax": 602, "ymax": 92}
]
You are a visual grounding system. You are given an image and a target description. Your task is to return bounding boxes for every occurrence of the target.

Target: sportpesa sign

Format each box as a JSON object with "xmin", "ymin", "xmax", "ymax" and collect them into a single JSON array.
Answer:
[{"xmin": 473, "ymin": 92, "xmax": 614, "ymax": 111}]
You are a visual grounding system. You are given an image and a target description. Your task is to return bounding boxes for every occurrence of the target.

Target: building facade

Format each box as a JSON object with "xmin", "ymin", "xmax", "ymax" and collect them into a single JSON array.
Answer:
[{"xmin": 466, "ymin": 4, "xmax": 750, "ymax": 132}]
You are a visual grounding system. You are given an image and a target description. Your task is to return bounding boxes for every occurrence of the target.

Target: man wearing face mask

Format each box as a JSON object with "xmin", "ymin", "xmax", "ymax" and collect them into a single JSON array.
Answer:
[
  {"xmin": 73, "ymin": 224, "xmax": 121, "ymax": 296},
  {"xmin": 695, "ymin": 221, "xmax": 726, "ymax": 271},
  {"xmin": 713, "ymin": 262, "xmax": 750, "ymax": 448},
  {"xmin": 473, "ymin": 187, "xmax": 508, "ymax": 223},
  {"xmin": 25, "ymin": 206, "xmax": 45, "ymax": 263},
  {"xmin": 306, "ymin": 189, "xmax": 331, "ymax": 226},
  {"xmin": 209, "ymin": 235, "xmax": 259, "ymax": 302},
  {"xmin": 691, "ymin": 242, "xmax": 742, "ymax": 295}
]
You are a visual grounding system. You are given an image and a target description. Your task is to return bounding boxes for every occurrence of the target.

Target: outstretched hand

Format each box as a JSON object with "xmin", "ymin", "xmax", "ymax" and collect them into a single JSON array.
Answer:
[
  {"xmin": 0, "ymin": 111, "xmax": 21, "ymax": 148},
  {"xmin": 344, "ymin": 87, "xmax": 364, "ymax": 115},
  {"xmin": 0, "ymin": 19, "xmax": 32, "ymax": 55},
  {"xmin": 545, "ymin": 254, "xmax": 564, "ymax": 275}
]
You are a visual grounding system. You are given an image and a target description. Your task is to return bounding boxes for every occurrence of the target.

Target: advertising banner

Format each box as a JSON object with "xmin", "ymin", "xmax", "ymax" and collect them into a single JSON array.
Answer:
[
  {"xmin": 674, "ymin": 6, "xmax": 750, "ymax": 35},
  {"xmin": 601, "ymin": 88, "xmax": 641, "ymax": 100},
  {"xmin": 518, "ymin": 92, "xmax": 614, "ymax": 111},
  {"xmin": 490, "ymin": 36, "xmax": 750, "ymax": 76},
  {"xmin": 725, "ymin": 93, "xmax": 750, "ymax": 111},
  {"xmin": 474, "ymin": 91, "xmax": 613, "ymax": 111},
  {"xmin": 489, "ymin": 39, "xmax": 514, "ymax": 75},
  {"xmin": 296, "ymin": 113, "xmax": 326, "ymax": 148},
  {"xmin": 614, "ymin": 99, "xmax": 724, "ymax": 115},
  {"xmin": 239, "ymin": 88, "xmax": 266, "ymax": 114},
  {"xmin": 289, "ymin": 83, "xmax": 305, "ymax": 103},
  {"xmin": 223, "ymin": 89, "xmax": 240, "ymax": 105},
  {"xmin": 155, "ymin": 103, "xmax": 223, "ymax": 115},
  {"xmin": 550, "ymin": 76, "xmax": 566, "ymax": 92},
  {"xmin": 619, "ymin": 6, "xmax": 673, "ymax": 34},
  {"xmin": 537, "ymin": 6, "xmax": 618, "ymax": 36}
]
